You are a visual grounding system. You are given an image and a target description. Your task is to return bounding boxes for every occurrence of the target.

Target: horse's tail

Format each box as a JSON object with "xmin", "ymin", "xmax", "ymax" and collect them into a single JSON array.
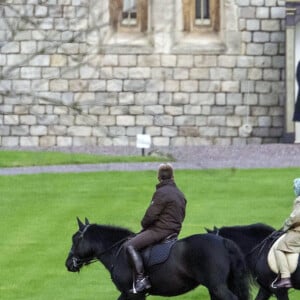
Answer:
[{"xmin": 223, "ymin": 238, "xmax": 250, "ymax": 300}]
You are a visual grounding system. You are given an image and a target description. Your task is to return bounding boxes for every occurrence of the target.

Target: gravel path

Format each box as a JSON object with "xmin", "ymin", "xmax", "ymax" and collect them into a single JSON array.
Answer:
[{"xmin": 1, "ymin": 144, "xmax": 300, "ymax": 175}]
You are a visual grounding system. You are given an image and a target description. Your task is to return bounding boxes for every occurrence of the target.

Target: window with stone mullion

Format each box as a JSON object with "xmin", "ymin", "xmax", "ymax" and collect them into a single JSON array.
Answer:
[
  {"xmin": 110, "ymin": 0, "xmax": 147, "ymax": 32},
  {"xmin": 122, "ymin": 0, "xmax": 137, "ymax": 26},
  {"xmin": 195, "ymin": 0, "xmax": 210, "ymax": 26}
]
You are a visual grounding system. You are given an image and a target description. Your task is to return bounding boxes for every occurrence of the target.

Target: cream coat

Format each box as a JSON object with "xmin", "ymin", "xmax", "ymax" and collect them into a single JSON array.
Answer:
[{"xmin": 277, "ymin": 196, "xmax": 300, "ymax": 253}]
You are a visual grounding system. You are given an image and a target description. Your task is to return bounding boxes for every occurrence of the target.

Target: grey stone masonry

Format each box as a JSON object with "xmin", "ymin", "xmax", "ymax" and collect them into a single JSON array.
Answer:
[{"xmin": 0, "ymin": 0, "xmax": 286, "ymax": 147}]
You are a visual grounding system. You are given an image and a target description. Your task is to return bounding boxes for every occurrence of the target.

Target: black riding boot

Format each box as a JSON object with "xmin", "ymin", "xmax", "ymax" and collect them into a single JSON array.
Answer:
[{"xmin": 127, "ymin": 245, "xmax": 151, "ymax": 294}]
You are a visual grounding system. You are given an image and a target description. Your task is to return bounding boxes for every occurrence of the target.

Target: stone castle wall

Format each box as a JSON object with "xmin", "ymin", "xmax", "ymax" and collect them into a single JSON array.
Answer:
[{"xmin": 0, "ymin": 0, "xmax": 286, "ymax": 147}]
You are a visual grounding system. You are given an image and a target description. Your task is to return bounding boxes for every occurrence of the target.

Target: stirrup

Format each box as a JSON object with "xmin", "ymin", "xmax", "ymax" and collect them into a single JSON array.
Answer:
[{"xmin": 129, "ymin": 276, "xmax": 151, "ymax": 294}]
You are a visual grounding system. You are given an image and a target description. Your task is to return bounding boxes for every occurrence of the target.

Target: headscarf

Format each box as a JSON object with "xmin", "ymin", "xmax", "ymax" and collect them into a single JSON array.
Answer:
[{"xmin": 293, "ymin": 178, "xmax": 300, "ymax": 196}]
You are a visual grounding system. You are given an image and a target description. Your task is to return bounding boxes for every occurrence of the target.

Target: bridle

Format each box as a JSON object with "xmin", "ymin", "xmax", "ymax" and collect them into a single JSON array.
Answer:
[{"xmin": 69, "ymin": 226, "xmax": 130, "ymax": 270}]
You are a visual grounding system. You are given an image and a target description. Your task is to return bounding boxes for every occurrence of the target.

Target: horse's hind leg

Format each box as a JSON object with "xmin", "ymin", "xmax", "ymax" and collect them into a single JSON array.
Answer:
[
  {"xmin": 274, "ymin": 289, "xmax": 289, "ymax": 300},
  {"xmin": 118, "ymin": 292, "xmax": 146, "ymax": 300},
  {"xmin": 208, "ymin": 284, "xmax": 238, "ymax": 300},
  {"xmin": 255, "ymin": 287, "xmax": 272, "ymax": 300}
]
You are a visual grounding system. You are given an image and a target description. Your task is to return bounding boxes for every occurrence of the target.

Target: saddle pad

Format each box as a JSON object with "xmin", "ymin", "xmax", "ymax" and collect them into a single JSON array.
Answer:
[
  {"xmin": 143, "ymin": 239, "xmax": 176, "ymax": 267},
  {"xmin": 267, "ymin": 234, "xmax": 299, "ymax": 274}
]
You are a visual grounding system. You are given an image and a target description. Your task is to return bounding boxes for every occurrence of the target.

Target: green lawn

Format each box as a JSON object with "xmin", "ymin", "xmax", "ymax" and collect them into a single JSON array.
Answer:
[
  {"xmin": 1, "ymin": 168, "xmax": 300, "ymax": 300},
  {"xmin": 0, "ymin": 150, "xmax": 170, "ymax": 167}
]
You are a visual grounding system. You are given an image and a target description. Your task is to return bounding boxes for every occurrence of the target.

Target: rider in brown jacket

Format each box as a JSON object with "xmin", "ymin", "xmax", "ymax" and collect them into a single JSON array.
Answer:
[{"xmin": 124, "ymin": 163, "xmax": 187, "ymax": 294}]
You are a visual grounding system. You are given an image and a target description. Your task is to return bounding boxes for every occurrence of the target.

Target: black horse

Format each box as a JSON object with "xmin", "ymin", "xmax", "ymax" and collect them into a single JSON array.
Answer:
[
  {"xmin": 207, "ymin": 223, "xmax": 300, "ymax": 300},
  {"xmin": 65, "ymin": 218, "xmax": 250, "ymax": 300}
]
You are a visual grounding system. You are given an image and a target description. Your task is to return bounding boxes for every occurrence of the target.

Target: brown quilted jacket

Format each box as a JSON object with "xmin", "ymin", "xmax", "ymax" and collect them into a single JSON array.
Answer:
[{"xmin": 141, "ymin": 179, "xmax": 187, "ymax": 235}]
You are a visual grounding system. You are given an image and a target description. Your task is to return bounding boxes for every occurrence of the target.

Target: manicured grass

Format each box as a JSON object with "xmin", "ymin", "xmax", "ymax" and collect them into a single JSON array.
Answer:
[
  {"xmin": 1, "ymin": 168, "xmax": 300, "ymax": 300},
  {"xmin": 0, "ymin": 150, "xmax": 171, "ymax": 167}
]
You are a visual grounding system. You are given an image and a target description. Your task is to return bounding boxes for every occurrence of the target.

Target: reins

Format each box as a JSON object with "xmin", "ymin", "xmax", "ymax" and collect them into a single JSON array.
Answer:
[
  {"xmin": 245, "ymin": 230, "xmax": 283, "ymax": 258},
  {"xmin": 71, "ymin": 228, "xmax": 131, "ymax": 268}
]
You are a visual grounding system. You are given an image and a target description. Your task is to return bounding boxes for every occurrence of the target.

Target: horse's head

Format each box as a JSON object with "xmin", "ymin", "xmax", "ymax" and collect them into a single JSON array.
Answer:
[{"xmin": 65, "ymin": 217, "xmax": 95, "ymax": 272}]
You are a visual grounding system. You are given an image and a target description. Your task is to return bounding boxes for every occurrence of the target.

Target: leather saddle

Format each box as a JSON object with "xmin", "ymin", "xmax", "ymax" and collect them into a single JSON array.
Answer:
[{"xmin": 141, "ymin": 234, "xmax": 177, "ymax": 268}]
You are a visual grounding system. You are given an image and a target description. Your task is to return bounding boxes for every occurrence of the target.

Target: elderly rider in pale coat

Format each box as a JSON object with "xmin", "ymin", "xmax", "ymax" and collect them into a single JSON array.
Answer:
[{"xmin": 273, "ymin": 178, "xmax": 300, "ymax": 289}]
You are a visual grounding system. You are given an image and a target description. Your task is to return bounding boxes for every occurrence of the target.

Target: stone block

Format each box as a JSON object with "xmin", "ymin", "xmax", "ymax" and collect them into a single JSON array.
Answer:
[
  {"xmin": 152, "ymin": 137, "xmax": 170, "ymax": 147},
  {"xmin": 208, "ymin": 116, "xmax": 226, "ymax": 126},
  {"xmin": 40, "ymin": 136, "xmax": 56, "ymax": 147},
  {"xmin": 173, "ymin": 68, "xmax": 189, "ymax": 80},
  {"xmin": 51, "ymin": 54, "xmax": 67, "ymax": 67},
  {"xmin": 184, "ymin": 105, "xmax": 201, "ymax": 115},
  {"xmin": 165, "ymin": 80, "xmax": 179, "ymax": 92},
  {"xmin": 20, "ymin": 136, "xmax": 39, "ymax": 146},
  {"xmin": 0, "ymin": 125, "xmax": 9, "ymax": 135},
  {"xmin": 21, "ymin": 67, "xmax": 41, "ymax": 79},
  {"xmin": 20, "ymin": 115, "xmax": 37, "ymax": 125},
  {"xmin": 162, "ymin": 127, "xmax": 177, "ymax": 137},
  {"xmin": 107, "ymin": 80, "xmax": 123, "ymax": 92},
  {"xmin": 222, "ymin": 81, "xmax": 239, "ymax": 93},
  {"xmin": 48, "ymin": 125, "xmax": 67, "ymax": 135},
  {"xmin": 119, "ymin": 93, "xmax": 134, "ymax": 105},
  {"xmin": 92, "ymin": 126, "xmax": 108, "ymax": 137},
  {"xmin": 42, "ymin": 67, "xmax": 60, "ymax": 79},
  {"xmin": 80, "ymin": 65, "xmax": 99, "ymax": 79},
  {"xmin": 135, "ymin": 93, "xmax": 158, "ymax": 105},
  {"xmin": 271, "ymin": 7, "xmax": 285, "ymax": 19},
  {"xmin": 174, "ymin": 116, "xmax": 195, "ymax": 126},
  {"xmin": 220, "ymin": 127, "xmax": 238, "ymax": 137},
  {"xmin": 13, "ymin": 80, "xmax": 31, "ymax": 93},
  {"xmin": 73, "ymin": 137, "xmax": 97, "ymax": 146},
  {"xmin": 1, "ymin": 42, "xmax": 19, "ymax": 53},
  {"xmin": 30, "ymin": 125, "xmax": 47, "ymax": 135},
  {"xmin": 136, "ymin": 115, "xmax": 154, "ymax": 126},
  {"xmin": 180, "ymin": 80, "xmax": 198, "ymax": 92},
  {"xmin": 227, "ymin": 116, "xmax": 242, "ymax": 127},
  {"xmin": 165, "ymin": 106, "xmax": 183, "ymax": 116},
  {"xmin": 261, "ymin": 20, "xmax": 280, "ymax": 31},
  {"xmin": 116, "ymin": 115, "xmax": 135, "ymax": 126},
  {"xmin": 68, "ymin": 126, "xmax": 92, "ymax": 136},
  {"xmin": 119, "ymin": 55, "xmax": 136, "ymax": 67},
  {"xmin": 199, "ymin": 126, "xmax": 219, "ymax": 137},
  {"xmin": 190, "ymin": 93, "xmax": 215, "ymax": 105},
  {"xmin": 145, "ymin": 80, "xmax": 164, "ymax": 92},
  {"xmin": 179, "ymin": 127, "xmax": 199, "ymax": 137},
  {"xmin": 256, "ymin": 7, "xmax": 269, "ymax": 19},
  {"xmin": 144, "ymin": 105, "xmax": 164, "ymax": 115},
  {"xmin": 177, "ymin": 55, "xmax": 193, "ymax": 67},
  {"xmin": 124, "ymin": 80, "xmax": 146, "ymax": 92},
  {"xmin": 109, "ymin": 126, "xmax": 126, "ymax": 136},
  {"xmin": 161, "ymin": 55, "xmax": 176, "ymax": 67},
  {"xmin": 30, "ymin": 55, "xmax": 50, "ymax": 66},
  {"xmin": 50, "ymin": 79, "xmax": 68, "ymax": 91},
  {"xmin": 2, "ymin": 136, "xmax": 19, "ymax": 146},
  {"xmin": 113, "ymin": 68, "xmax": 128, "ymax": 79},
  {"xmin": 210, "ymin": 68, "xmax": 232, "ymax": 80},
  {"xmin": 129, "ymin": 67, "xmax": 151, "ymax": 79},
  {"xmin": 57, "ymin": 136, "xmax": 72, "ymax": 147},
  {"xmin": 75, "ymin": 115, "xmax": 97, "ymax": 126},
  {"xmin": 247, "ymin": 44, "xmax": 264, "ymax": 56},
  {"xmin": 190, "ymin": 68, "xmax": 210, "ymax": 80},
  {"xmin": 194, "ymin": 56, "xmax": 217, "ymax": 67},
  {"xmin": 21, "ymin": 41, "xmax": 37, "ymax": 54}
]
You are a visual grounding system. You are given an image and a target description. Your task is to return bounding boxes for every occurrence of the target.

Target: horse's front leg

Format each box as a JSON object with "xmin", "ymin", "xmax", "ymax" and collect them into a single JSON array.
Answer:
[{"xmin": 254, "ymin": 287, "xmax": 272, "ymax": 300}]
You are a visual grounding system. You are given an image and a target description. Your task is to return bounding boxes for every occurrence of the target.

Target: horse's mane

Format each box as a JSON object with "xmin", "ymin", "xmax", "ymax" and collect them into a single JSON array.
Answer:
[
  {"xmin": 220, "ymin": 223, "xmax": 275, "ymax": 234},
  {"xmin": 218, "ymin": 223, "xmax": 276, "ymax": 244},
  {"xmin": 87, "ymin": 224, "xmax": 134, "ymax": 246}
]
